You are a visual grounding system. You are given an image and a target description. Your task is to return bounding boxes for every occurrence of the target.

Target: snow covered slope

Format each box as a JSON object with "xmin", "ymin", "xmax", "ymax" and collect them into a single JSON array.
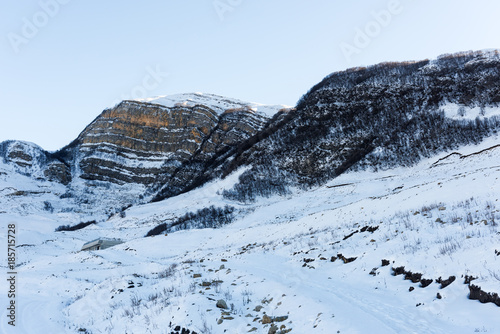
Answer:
[
  {"xmin": 1, "ymin": 136, "xmax": 499, "ymax": 333},
  {"xmin": 135, "ymin": 92, "xmax": 291, "ymax": 117},
  {"xmin": 1, "ymin": 51, "xmax": 500, "ymax": 333}
]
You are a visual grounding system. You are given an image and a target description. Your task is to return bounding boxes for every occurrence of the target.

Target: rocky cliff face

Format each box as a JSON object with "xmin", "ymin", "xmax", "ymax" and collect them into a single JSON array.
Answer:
[
  {"xmin": 74, "ymin": 100, "xmax": 221, "ymax": 185},
  {"xmin": 66, "ymin": 95, "xmax": 281, "ymax": 189}
]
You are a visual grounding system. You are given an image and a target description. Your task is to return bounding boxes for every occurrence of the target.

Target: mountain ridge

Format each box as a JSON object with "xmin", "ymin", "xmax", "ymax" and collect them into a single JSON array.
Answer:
[{"xmin": 1, "ymin": 95, "xmax": 289, "ymax": 209}]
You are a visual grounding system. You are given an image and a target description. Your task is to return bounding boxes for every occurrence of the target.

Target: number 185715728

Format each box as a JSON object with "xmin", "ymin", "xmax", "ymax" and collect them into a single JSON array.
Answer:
[{"xmin": 7, "ymin": 224, "xmax": 16, "ymax": 270}]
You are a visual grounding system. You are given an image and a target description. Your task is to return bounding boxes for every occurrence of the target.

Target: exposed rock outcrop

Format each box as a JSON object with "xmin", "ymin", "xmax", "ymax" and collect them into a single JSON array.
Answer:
[{"xmin": 0, "ymin": 140, "xmax": 70, "ymax": 184}]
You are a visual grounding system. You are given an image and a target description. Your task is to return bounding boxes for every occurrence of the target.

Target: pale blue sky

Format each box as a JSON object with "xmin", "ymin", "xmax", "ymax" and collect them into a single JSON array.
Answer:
[{"xmin": 1, "ymin": 0, "xmax": 499, "ymax": 150}]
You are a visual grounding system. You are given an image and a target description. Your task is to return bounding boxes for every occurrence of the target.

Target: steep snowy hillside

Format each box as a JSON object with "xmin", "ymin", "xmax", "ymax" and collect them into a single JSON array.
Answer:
[
  {"xmin": 218, "ymin": 50, "xmax": 500, "ymax": 202},
  {"xmin": 1, "ymin": 136, "xmax": 499, "ymax": 333}
]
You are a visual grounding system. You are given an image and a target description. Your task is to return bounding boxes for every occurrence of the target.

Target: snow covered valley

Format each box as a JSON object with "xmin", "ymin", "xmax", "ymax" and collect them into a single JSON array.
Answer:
[{"xmin": 1, "ymin": 136, "xmax": 499, "ymax": 334}]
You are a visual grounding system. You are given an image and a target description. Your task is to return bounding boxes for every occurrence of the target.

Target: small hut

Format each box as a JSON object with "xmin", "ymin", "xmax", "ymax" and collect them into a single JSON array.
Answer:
[{"xmin": 81, "ymin": 238, "xmax": 123, "ymax": 251}]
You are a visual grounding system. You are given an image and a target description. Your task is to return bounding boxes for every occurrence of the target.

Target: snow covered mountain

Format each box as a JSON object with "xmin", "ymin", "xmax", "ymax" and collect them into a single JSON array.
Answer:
[
  {"xmin": 0, "ymin": 94, "xmax": 291, "ymax": 216},
  {"xmin": 3, "ymin": 51, "xmax": 500, "ymax": 211},
  {"xmin": 1, "ymin": 51, "xmax": 500, "ymax": 333}
]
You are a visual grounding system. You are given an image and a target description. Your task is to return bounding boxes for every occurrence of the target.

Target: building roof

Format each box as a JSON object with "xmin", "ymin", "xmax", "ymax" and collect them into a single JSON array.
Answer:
[{"xmin": 81, "ymin": 238, "xmax": 123, "ymax": 250}]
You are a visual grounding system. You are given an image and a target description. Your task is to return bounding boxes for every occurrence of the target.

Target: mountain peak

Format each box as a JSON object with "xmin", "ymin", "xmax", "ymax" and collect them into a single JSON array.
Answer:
[{"xmin": 134, "ymin": 92, "xmax": 292, "ymax": 117}]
